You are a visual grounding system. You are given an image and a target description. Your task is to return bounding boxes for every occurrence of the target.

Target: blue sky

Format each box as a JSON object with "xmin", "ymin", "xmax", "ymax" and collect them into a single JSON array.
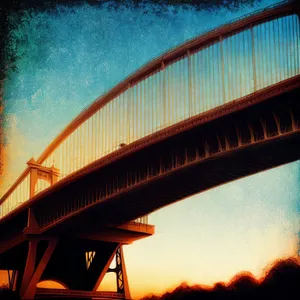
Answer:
[{"xmin": 2, "ymin": 0, "xmax": 300, "ymax": 298}]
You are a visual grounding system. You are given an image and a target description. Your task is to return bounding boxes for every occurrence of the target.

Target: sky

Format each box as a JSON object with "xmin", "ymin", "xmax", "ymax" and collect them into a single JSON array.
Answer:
[{"xmin": 1, "ymin": 0, "xmax": 300, "ymax": 298}]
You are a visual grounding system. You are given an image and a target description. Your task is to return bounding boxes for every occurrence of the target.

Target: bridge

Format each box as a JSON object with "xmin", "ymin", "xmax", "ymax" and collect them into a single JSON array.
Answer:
[{"xmin": 0, "ymin": 1, "xmax": 300, "ymax": 299}]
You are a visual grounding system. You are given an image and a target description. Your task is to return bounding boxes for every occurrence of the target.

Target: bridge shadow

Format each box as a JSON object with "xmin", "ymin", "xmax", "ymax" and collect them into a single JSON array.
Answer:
[
  {"xmin": 0, "ymin": 288, "xmax": 19, "ymax": 300},
  {"xmin": 141, "ymin": 257, "xmax": 300, "ymax": 300}
]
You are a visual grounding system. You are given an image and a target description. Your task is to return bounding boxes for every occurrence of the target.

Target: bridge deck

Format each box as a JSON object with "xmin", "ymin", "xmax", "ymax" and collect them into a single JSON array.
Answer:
[{"xmin": 0, "ymin": 0, "xmax": 299, "ymax": 222}]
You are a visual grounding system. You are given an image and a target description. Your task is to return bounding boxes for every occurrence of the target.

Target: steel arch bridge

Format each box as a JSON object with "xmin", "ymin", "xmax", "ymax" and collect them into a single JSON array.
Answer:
[{"xmin": 0, "ymin": 1, "xmax": 300, "ymax": 299}]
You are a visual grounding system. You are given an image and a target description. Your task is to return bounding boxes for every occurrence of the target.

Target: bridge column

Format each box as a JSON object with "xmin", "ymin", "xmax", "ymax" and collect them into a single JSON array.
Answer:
[
  {"xmin": 19, "ymin": 239, "xmax": 58, "ymax": 300},
  {"xmin": 36, "ymin": 242, "xmax": 131, "ymax": 299},
  {"xmin": 106, "ymin": 246, "xmax": 131, "ymax": 299},
  {"xmin": 92, "ymin": 245, "xmax": 119, "ymax": 292}
]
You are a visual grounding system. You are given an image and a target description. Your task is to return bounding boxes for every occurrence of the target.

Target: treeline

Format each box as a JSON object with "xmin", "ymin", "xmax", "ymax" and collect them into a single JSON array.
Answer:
[{"xmin": 141, "ymin": 258, "xmax": 300, "ymax": 300}]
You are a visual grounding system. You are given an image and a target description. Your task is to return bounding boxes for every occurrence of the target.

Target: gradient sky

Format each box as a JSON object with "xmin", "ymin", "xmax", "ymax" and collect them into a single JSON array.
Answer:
[{"xmin": 1, "ymin": 0, "xmax": 300, "ymax": 298}]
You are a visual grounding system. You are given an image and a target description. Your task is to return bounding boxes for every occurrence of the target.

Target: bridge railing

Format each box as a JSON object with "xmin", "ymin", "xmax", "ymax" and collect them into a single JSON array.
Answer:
[
  {"xmin": 36, "ymin": 10, "xmax": 300, "ymax": 182},
  {"xmin": 0, "ymin": 175, "xmax": 30, "ymax": 218},
  {"xmin": 134, "ymin": 216, "xmax": 149, "ymax": 225},
  {"xmin": 0, "ymin": 0, "xmax": 299, "ymax": 220}
]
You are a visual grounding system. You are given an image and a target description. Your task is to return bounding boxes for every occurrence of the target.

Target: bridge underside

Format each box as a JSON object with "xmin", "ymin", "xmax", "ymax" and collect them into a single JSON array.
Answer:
[
  {"xmin": 0, "ymin": 223, "xmax": 154, "ymax": 299},
  {"xmin": 30, "ymin": 84, "xmax": 300, "ymax": 232}
]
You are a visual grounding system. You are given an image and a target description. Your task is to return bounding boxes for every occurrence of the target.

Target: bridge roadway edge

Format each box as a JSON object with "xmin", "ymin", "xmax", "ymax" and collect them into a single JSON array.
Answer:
[
  {"xmin": 24, "ymin": 76, "xmax": 300, "ymax": 231},
  {"xmin": 32, "ymin": 84, "xmax": 300, "ymax": 233}
]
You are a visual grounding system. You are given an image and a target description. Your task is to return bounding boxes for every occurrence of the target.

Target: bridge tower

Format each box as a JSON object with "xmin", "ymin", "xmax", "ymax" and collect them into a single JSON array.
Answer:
[
  {"xmin": 26, "ymin": 157, "xmax": 60, "ymax": 199},
  {"xmin": 24, "ymin": 158, "xmax": 60, "ymax": 234}
]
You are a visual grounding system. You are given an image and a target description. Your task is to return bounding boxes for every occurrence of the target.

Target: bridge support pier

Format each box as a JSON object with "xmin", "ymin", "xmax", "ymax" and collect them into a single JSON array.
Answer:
[
  {"xmin": 0, "ymin": 222, "xmax": 154, "ymax": 299},
  {"xmin": 106, "ymin": 246, "xmax": 131, "ymax": 299},
  {"xmin": 19, "ymin": 239, "xmax": 58, "ymax": 299},
  {"xmin": 13, "ymin": 238, "xmax": 131, "ymax": 299}
]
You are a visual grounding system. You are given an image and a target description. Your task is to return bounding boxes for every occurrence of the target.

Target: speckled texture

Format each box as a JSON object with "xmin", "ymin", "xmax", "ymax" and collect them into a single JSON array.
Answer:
[{"xmin": 0, "ymin": 0, "xmax": 299, "ymax": 297}]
